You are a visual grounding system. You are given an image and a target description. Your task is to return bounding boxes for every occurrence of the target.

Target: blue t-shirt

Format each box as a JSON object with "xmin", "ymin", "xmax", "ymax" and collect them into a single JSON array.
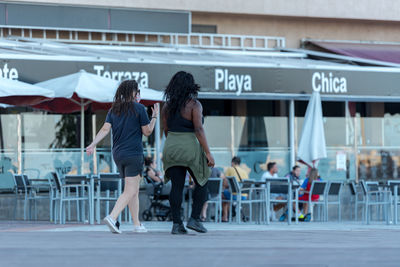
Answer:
[{"xmin": 105, "ymin": 103, "xmax": 150, "ymax": 161}]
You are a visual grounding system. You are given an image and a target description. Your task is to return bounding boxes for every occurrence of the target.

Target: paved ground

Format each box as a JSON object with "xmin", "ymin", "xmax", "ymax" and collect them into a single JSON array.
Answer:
[{"xmin": 1, "ymin": 221, "xmax": 400, "ymax": 267}]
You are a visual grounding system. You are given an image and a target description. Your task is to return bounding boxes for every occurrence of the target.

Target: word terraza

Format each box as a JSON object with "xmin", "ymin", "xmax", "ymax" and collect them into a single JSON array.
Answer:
[{"xmin": 312, "ymin": 72, "xmax": 347, "ymax": 93}]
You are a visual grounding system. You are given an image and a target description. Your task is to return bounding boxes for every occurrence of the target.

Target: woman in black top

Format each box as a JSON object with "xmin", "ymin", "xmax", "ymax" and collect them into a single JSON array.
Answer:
[
  {"xmin": 87, "ymin": 80, "xmax": 159, "ymax": 234},
  {"xmin": 162, "ymin": 71, "xmax": 215, "ymax": 234}
]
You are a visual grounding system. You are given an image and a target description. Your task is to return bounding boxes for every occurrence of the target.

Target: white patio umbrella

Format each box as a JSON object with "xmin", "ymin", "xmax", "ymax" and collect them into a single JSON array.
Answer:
[
  {"xmin": 0, "ymin": 77, "xmax": 54, "ymax": 105},
  {"xmin": 297, "ymin": 91, "xmax": 327, "ymax": 167},
  {"xmin": 33, "ymin": 70, "xmax": 163, "ymax": 174}
]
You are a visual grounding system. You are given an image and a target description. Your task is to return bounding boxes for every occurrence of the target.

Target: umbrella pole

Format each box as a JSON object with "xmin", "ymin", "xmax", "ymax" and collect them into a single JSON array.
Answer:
[{"xmin": 81, "ymin": 102, "xmax": 84, "ymax": 175}]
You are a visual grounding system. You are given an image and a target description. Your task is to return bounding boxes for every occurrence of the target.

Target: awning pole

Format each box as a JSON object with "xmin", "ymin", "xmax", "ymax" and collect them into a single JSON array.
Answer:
[
  {"xmin": 289, "ymin": 100, "xmax": 295, "ymax": 168},
  {"xmin": 80, "ymin": 101, "xmax": 84, "ymax": 175},
  {"xmin": 155, "ymin": 112, "xmax": 161, "ymax": 170},
  {"xmin": 17, "ymin": 114, "xmax": 22, "ymax": 174},
  {"xmin": 92, "ymin": 114, "xmax": 97, "ymax": 174}
]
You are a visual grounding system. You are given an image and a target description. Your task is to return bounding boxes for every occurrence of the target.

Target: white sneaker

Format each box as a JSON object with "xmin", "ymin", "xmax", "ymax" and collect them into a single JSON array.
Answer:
[
  {"xmin": 133, "ymin": 223, "xmax": 148, "ymax": 233},
  {"xmin": 104, "ymin": 215, "xmax": 122, "ymax": 234}
]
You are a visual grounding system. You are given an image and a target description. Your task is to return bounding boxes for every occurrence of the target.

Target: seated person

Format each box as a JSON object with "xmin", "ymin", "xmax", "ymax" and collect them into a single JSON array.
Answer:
[
  {"xmin": 285, "ymin": 165, "xmax": 301, "ymax": 185},
  {"xmin": 144, "ymin": 157, "xmax": 163, "ymax": 183},
  {"xmin": 262, "ymin": 162, "xmax": 284, "ymax": 221},
  {"xmin": 261, "ymin": 162, "xmax": 278, "ymax": 179},
  {"xmin": 222, "ymin": 156, "xmax": 248, "ymax": 222},
  {"xmin": 279, "ymin": 165, "xmax": 302, "ymax": 221},
  {"xmin": 298, "ymin": 168, "xmax": 322, "ymax": 221}
]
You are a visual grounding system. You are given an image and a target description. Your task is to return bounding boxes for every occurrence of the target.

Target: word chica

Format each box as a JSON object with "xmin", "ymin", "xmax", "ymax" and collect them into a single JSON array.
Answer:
[{"xmin": 312, "ymin": 72, "xmax": 347, "ymax": 93}]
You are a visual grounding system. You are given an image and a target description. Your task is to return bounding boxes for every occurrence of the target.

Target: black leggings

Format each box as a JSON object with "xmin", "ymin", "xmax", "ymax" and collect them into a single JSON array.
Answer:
[{"xmin": 166, "ymin": 166, "xmax": 207, "ymax": 224}]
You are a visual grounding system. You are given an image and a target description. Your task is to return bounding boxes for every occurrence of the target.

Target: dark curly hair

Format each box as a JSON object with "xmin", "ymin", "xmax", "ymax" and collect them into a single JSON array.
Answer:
[
  {"xmin": 111, "ymin": 80, "xmax": 138, "ymax": 116},
  {"xmin": 164, "ymin": 71, "xmax": 200, "ymax": 117}
]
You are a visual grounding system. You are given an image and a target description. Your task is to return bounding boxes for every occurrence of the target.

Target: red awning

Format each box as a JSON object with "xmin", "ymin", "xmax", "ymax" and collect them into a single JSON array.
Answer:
[{"xmin": 308, "ymin": 41, "xmax": 400, "ymax": 64}]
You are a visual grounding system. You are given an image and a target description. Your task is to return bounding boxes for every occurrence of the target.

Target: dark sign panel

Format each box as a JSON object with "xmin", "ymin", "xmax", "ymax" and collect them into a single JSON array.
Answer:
[{"xmin": 1, "ymin": 58, "xmax": 400, "ymax": 99}]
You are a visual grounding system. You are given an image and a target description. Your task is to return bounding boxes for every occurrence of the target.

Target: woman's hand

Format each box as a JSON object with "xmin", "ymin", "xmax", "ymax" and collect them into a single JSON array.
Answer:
[
  {"xmin": 151, "ymin": 103, "xmax": 160, "ymax": 118},
  {"xmin": 86, "ymin": 144, "xmax": 95, "ymax": 156},
  {"xmin": 206, "ymin": 152, "xmax": 215, "ymax": 167}
]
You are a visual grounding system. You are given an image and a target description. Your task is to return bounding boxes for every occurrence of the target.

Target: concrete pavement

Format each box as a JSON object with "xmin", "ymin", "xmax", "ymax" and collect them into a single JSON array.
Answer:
[{"xmin": 1, "ymin": 221, "xmax": 400, "ymax": 267}]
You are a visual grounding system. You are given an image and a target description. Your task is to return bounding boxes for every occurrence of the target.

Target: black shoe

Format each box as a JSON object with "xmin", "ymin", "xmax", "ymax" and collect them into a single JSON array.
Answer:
[
  {"xmin": 186, "ymin": 217, "xmax": 207, "ymax": 233},
  {"xmin": 171, "ymin": 223, "xmax": 187, "ymax": 235}
]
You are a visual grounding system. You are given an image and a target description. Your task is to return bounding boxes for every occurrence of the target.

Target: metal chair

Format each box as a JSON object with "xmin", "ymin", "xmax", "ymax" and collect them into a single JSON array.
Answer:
[
  {"xmin": 387, "ymin": 180, "xmax": 400, "ymax": 224},
  {"xmin": 265, "ymin": 177, "xmax": 295, "ymax": 225},
  {"xmin": 349, "ymin": 181, "xmax": 364, "ymax": 221},
  {"xmin": 95, "ymin": 173, "xmax": 123, "ymax": 224},
  {"xmin": 225, "ymin": 176, "xmax": 265, "ymax": 224},
  {"xmin": 12, "ymin": 174, "xmax": 26, "ymax": 220},
  {"xmin": 206, "ymin": 178, "xmax": 223, "ymax": 223},
  {"xmin": 296, "ymin": 180, "xmax": 327, "ymax": 222},
  {"xmin": 52, "ymin": 172, "xmax": 92, "ymax": 224},
  {"xmin": 22, "ymin": 174, "xmax": 51, "ymax": 220},
  {"xmin": 360, "ymin": 180, "xmax": 391, "ymax": 224},
  {"xmin": 325, "ymin": 181, "xmax": 343, "ymax": 222}
]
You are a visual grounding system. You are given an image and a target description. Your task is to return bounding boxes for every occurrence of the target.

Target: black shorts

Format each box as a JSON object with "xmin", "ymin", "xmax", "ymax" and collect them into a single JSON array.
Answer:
[{"xmin": 115, "ymin": 155, "xmax": 144, "ymax": 178}]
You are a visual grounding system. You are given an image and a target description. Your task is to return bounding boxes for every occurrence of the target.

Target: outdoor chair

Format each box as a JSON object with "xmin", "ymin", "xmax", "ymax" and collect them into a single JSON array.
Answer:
[
  {"xmin": 64, "ymin": 175, "xmax": 91, "ymax": 222},
  {"xmin": 95, "ymin": 173, "xmax": 123, "ymax": 224},
  {"xmin": 12, "ymin": 174, "xmax": 27, "ymax": 220},
  {"xmin": 387, "ymin": 180, "xmax": 400, "ymax": 224},
  {"xmin": 296, "ymin": 180, "xmax": 327, "ymax": 222},
  {"xmin": 206, "ymin": 178, "xmax": 223, "ymax": 223},
  {"xmin": 224, "ymin": 176, "xmax": 265, "ymax": 224},
  {"xmin": 349, "ymin": 181, "xmax": 365, "ymax": 221},
  {"xmin": 360, "ymin": 180, "xmax": 391, "ymax": 224},
  {"xmin": 265, "ymin": 177, "xmax": 295, "ymax": 225},
  {"xmin": 19, "ymin": 174, "xmax": 51, "ymax": 220},
  {"xmin": 51, "ymin": 172, "xmax": 92, "ymax": 224},
  {"xmin": 325, "ymin": 181, "xmax": 343, "ymax": 222}
]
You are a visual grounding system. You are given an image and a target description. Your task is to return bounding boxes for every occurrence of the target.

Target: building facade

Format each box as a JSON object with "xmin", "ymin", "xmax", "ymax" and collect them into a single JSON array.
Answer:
[{"xmin": 1, "ymin": 0, "xmax": 400, "ymax": 191}]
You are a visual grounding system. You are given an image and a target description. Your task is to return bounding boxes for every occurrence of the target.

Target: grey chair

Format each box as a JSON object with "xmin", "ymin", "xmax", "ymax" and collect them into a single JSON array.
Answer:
[
  {"xmin": 265, "ymin": 177, "xmax": 295, "ymax": 225},
  {"xmin": 95, "ymin": 173, "xmax": 123, "ymax": 224},
  {"xmin": 360, "ymin": 180, "xmax": 391, "ymax": 225},
  {"xmin": 26, "ymin": 174, "xmax": 53, "ymax": 220},
  {"xmin": 387, "ymin": 180, "xmax": 400, "ymax": 224},
  {"xmin": 12, "ymin": 174, "xmax": 27, "ymax": 220},
  {"xmin": 225, "ymin": 176, "xmax": 265, "ymax": 224},
  {"xmin": 325, "ymin": 181, "xmax": 343, "ymax": 222},
  {"xmin": 52, "ymin": 172, "xmax": 92, "ymax": 224},
  {"xmin": 296, "ymin": 180, "xmax": 327, "ymax": 222},
  {"xmin": 349, "ymin": 181, "xmax": 365, "ymax": 221},
  {"xmin": 206, "ymin": 178, "xmax": 223, "ymax": 223}
]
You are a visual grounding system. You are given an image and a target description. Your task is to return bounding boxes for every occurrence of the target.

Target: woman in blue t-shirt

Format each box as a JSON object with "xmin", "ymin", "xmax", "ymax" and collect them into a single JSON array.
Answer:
[{"xmin": 86, "ymin": 80, "xmax": 159, "ymax": 234}]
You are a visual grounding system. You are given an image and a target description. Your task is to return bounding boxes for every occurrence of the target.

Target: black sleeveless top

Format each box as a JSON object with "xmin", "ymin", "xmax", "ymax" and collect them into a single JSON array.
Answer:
[{"xmin": 167, "ymin": 112, "xmax": 195, "ymax": 132}]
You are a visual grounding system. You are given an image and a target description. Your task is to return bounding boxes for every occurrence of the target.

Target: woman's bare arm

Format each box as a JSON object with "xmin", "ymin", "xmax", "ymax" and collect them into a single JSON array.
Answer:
[
  {"xmin": 148, "ymin": 169, "xmax": 163, "ymax": 183},
  {"xmin": 86, "ymin": 123, "xmax": 111, "ymax": 155},
  {"xmin": 192, "ymin": 100, "xmax": 215, "ymax": 167}
]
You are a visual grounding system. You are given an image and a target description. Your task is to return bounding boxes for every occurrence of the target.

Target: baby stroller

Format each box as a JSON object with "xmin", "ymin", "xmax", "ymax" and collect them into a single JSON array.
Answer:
[{"xmin": 142, "ymin": 174, "xmax": 172, "ymax": 221}]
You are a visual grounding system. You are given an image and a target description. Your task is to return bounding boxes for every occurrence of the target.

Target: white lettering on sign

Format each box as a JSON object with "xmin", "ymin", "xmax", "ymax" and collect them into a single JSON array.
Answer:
[
  {"xmin": 312, "ymin": 72, "xmax": 347, "ymax": 93},
  {"xmin": 0, "ymin": 64, "xmax": 18, "ymax": 80},
  {"xmin": 93, "ymin": 65, "xmax": 149, "ymax": 88},
  {"xmin": 215, "ymin": 68, "xmax": 252, "ymax": 96}
]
